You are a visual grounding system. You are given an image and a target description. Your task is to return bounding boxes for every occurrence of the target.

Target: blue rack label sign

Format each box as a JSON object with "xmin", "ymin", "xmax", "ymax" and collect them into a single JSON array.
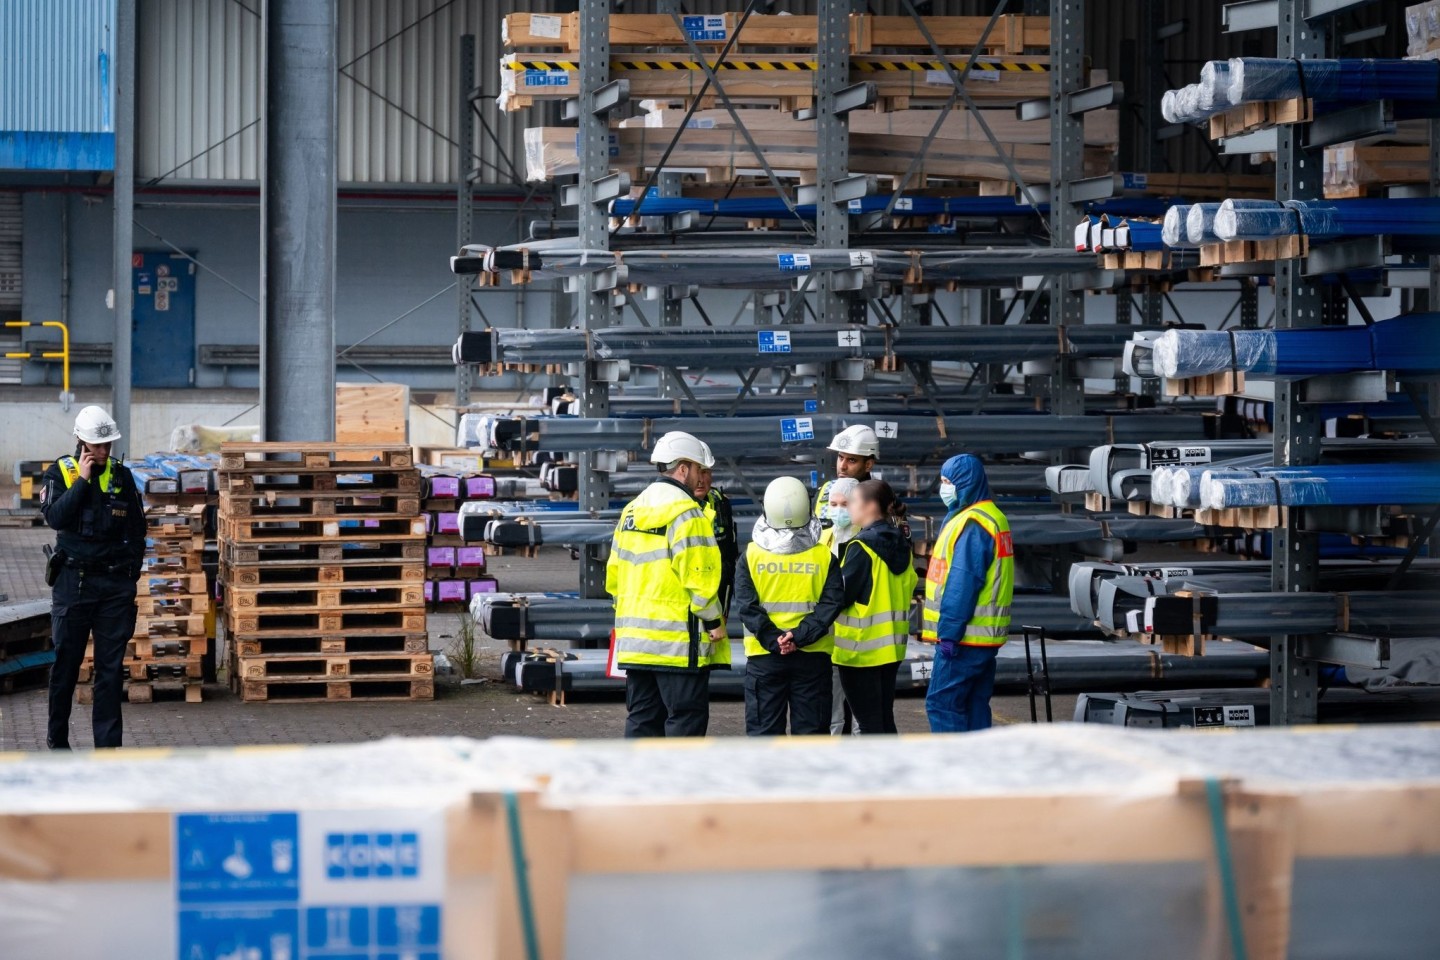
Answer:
[
  {"xmin": 523, "ymin": 70, "xmax": 569, "ymax": 87},
  {"xmin": 682, "ymin": 15, "xmax": 728, "ymax": 41},
  {"xmin": 780, "ymin": 417, "xmax": 815, "ymax": 443},
  {"xmin": 776, "ymin": 253, "xmax": 811, "ymax": 273},
  {"xmin": 803, "ymin": 400, "xmax": 818, "ymax": 413},
  {"xmin": 757, "ymin": 330, "xmax": 792, "ymax": 354},
  {"xmin": 175, "ymin": 810, "xmax": 445, "ymax": 960}
]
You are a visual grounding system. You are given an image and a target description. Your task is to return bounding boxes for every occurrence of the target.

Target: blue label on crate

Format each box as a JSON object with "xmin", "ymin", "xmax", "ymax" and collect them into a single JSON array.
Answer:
[
  {"xmin": 682, "ymin": 15, "xmax": 727, "ymax": 41},
  {"xmin": 780, "ymin": 417, "xmax": 815, "ymax": 444},
  {"xmin": 179, "ymin": 906, "xmax": 301, "ymax": 960},
  {"xmin": 523, "ymin": 70, "xmax": 569, "ymax": 87},
  {"xmin": 803, "ymin": 400, "xmax": 818, "ymax": 413},
  {"xmin": 757, "ymin": 330, "xmax": 792, "ymax": 354},
  {"xmin": 324, "ymin": 832, "xmax": 421, "ymax": 880},
  {"xmin": 177, "ymin": 813, "xmax": 301, "ymax": 905},
  {"xmin": 776, "ymin": 252, "xmax": 812, "ymax": 273}
]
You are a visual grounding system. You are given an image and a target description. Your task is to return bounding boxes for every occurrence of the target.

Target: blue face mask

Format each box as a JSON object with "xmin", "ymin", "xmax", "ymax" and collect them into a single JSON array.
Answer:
[
  {"xmin": 828, "ymin": 505, "xmax": 852, "ymax": 529},
  {"xmin": 940, "ymin": 483, "xmax": 959, "ymax": 508}
]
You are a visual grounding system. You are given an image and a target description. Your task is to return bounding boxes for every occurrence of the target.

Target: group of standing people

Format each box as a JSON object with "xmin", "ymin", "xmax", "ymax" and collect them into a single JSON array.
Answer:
[{"xmin": 606, "ymin": 424, "xmax": 1014, "ymax": 739}]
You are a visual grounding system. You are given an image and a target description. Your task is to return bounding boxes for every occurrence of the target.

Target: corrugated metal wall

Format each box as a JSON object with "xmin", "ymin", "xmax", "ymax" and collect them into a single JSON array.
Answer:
[
  {"xmin": 0, "ymin": 0, "xmax": 115, "ymax": 134},
  {"xmin": 137, "ymin": 0, "xmax": 552, "ymax": 185}
]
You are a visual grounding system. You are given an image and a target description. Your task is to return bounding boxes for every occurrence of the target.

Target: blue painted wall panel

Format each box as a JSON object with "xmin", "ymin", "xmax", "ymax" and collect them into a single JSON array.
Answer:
[{"xmin": 0, "ymin": 0, "xmax": 116, "ymax": 170}]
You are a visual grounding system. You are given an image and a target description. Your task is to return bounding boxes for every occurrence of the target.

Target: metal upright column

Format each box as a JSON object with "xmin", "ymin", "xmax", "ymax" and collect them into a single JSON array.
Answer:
[
  {"xmin": 576, "ymin": 0, "xmax": 614, "ymax": 598},
  {"xmin": 1047, "ymin": 0, "xmax": 1085, "ymax": 421},
  {"xmin": 455, "ymin": 36, "xmax": 476, "ymax": 410},
  {"xmin": 110, "ymin": 0, "xmax": 135, "ymax": 438},
  {"xmin": 1270, "ymin": 0, "xmax": 1327, "ymax": 725},
  {"xmin": 260, "ymin": 0, "xmax": 337, "ymax": 442},
  {"xmin": 656, "ymin": 0, "xmax": 685, "ymax": 405},
  {"xmin": 814, "ymin": 0, "xmax": 857, "ymax": 418}
]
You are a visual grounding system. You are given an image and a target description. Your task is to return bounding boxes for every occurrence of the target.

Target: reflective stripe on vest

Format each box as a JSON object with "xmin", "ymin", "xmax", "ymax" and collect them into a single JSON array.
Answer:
[
  {"xmin": 831, "ymin": 539, "xmax": 917, "ymax": 667},
  {"xmin": 608, "ymin": 493, "xmax": 727, "ymax": 670},
  {"xmin": 58, "ymin": 456, "xmax": 115, "ymax": 493},
  {"xmin": 921, "ymin": 500, "xmax": 1014, "ymax": 646},
  {"xmin": 741, "ymin": 540, "xmax": 833, "ymax": 658}
]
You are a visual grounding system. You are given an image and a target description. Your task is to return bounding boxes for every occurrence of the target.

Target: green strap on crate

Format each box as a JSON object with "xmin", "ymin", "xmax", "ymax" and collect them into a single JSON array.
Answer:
[
  {"xmin": 1206, "ymin": 777, "xmax": 1249, "ymax": 960},
  {"xmin": 504, "ymin": 790, "xmax": 542, "ymax": 960}
]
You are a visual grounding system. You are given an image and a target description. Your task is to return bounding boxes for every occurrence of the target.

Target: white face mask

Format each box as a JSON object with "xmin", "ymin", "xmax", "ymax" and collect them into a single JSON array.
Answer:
[
  {"xmin": 828, "ymin": 505, "xmax": 852, "ymax": 529},
  {"xmin": 940, "ymin": 482, "xmax": 959, "ymax": 508}
]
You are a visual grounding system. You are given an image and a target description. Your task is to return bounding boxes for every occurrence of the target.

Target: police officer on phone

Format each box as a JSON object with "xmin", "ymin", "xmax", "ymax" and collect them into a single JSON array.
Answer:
[{"xmin": 40, "ymin": 405, "xmax": 146, "ymax": 749}]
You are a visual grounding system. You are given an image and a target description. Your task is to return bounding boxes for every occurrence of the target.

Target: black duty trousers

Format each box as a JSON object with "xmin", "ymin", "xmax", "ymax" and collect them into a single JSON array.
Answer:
[
  {"xmin": 49, "ymin": 567, "xmax": 136, "ymax": 749},
  {"xmin": 624, "ymin": 668, "xmax": 711, "ymax": 738},
  {"xmin": 745, "ymin": 650, "xmax": 833, "ymax": 736},
  {"xmin": 837, "ymin": 661, "xmax": 902, "ymax": 735}
]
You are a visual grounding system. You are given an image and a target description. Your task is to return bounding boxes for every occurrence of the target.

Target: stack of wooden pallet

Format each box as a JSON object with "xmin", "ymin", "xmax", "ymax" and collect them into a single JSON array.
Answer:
[
  {"xmin": 0, "ymin": 600, "xmax": 54, "ymax": 694},
  {"xmin": 75, "ymin": 479, "xmax": 212, "ymax": 705},
  {"xmin": 217, "ymin": 443, "xmax": 433, "ymax": 703}
]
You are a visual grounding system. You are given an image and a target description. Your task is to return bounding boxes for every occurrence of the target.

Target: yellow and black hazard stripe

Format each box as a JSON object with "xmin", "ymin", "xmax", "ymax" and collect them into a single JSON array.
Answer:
[{"xmin": 507, "ymin": 58, "xmax": 1048, "ymax": 73}]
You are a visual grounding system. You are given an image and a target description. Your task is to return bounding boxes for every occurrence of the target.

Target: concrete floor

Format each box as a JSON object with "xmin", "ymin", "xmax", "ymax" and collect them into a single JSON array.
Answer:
[{"xmin": 0, "ymin": 527, "xmax": 1071, "ymax": 752}]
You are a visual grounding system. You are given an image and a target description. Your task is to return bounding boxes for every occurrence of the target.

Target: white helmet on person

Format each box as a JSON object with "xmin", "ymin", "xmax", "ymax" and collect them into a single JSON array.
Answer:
[
  {"xmin": 650, "ymin": 431, "xmax": 715, "ymax": 469},
  {"xmin": 73, "ymin": 405, "xmax": 122, "ymax": 444},
  {"xmin": 828, "ymin": 424, "xmax": 879, "ymax": 459},
  {"xmin": 763, "ymin": 476, "xmax": 811, "ymax": 529}
]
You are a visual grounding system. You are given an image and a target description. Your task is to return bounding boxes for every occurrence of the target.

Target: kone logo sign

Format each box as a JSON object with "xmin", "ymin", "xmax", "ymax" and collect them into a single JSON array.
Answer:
[{"xmin": 325, "ymin": 832, "xmax": 421, "ymax": 880}]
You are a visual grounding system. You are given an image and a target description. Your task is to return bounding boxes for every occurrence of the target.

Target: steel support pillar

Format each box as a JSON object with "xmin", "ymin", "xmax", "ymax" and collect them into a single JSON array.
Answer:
[
  {"xmin": 814, "ymin": 0, "xmax": 858, "ymax": 425},
  {"xmin": 1047, "ymin": 0, "xmax": 1086, "ymax": 423},
  {"xmin": 576, "ymin": 0, "xmax": 614, "ymax": 598},
  {"xmin": 110, "ymin": 0, "xmax": 136, "ymax": 439},
  {"xmin": 455, "ymin": 35, "xmax": 476, "ymax": 410},
  {"xmin": 260, "ymin": 0, "xmax": 337, "ymax": 442},
  {"xmin": 1270, "ymin": 0, "xmax": 1326, "ymax": 725}
]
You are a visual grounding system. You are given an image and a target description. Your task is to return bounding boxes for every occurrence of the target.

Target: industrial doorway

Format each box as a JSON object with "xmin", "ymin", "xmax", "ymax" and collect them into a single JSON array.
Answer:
[{"xmin": 132, "ymin": 250, "xmax": 197, "ymax": 387}]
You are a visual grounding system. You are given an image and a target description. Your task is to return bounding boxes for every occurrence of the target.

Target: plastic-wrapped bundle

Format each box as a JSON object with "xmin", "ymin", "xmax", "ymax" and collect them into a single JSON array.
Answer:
[
  {"xmin": 1177, "ymin": 466, "xmax": 1264, "ymax": 508},
  {"xmin": 1214, "ymin": 197, "xmax": 1440, "ymax": 242},
  {"xmin": 1159, "ymin": 60, "xmax": 1236, "ymax": 123},
  {"xmin": 1226, "ymin": 57, "xmax": 1440, "ymax": 106},
  {"xmin": 1151, "ymin": 314, "xmax": 1439, "ymax": 379},
  {"xmin": 1161, "ymin": 204, "xmax": 1193, "ymax": 248},
  {"xmin": 1186, "ymin": 199, "xmax": 1274, "ymax": 245},
  {"xmin": 1200, "ymin": 463, "xmax": 1440, "ymax": 509}
]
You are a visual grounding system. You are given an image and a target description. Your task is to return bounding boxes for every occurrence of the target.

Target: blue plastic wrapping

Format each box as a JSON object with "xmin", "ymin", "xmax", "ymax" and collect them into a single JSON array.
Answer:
[
  {"xmin": 1200, "ymin": 463, "xmax": 1440, "ymax": 509},
  {"xmin": 1189, "ymin": 199, "xmax": 1276, "ymax": 245},
  {"xmin": 1227, "ymin": 57, "xmax": 1440, "ymax": 106},
  {"xmin": 1214, "ymin": 199, "xmax": 1341, "ymax": 241},
  {"xmin": 1153, "ymin": 328, "xmax": 1277, "ymax": 379}
]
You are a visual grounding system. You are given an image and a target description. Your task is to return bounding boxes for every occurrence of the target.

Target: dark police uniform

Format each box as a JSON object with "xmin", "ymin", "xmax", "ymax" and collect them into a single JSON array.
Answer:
[{"xmin": 40, "ymin": 454, "xmax": 146, "ymax": 748}]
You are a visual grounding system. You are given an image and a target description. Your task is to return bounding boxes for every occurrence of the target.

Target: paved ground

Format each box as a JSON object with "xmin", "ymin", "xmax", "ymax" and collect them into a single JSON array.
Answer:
[{"xmin": 0, "ymin": 530, "xmax": 1073, "ymax": 751}]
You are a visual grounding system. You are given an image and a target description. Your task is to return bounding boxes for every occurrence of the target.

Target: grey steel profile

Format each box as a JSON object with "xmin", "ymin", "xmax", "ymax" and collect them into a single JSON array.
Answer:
[
  {"xmin": 111, "ymin": 0, "xmax": 136, "ymax": 439},
  {"xmin": 260, "ymin": 0, "xmax": 337, "ymax": 442}
]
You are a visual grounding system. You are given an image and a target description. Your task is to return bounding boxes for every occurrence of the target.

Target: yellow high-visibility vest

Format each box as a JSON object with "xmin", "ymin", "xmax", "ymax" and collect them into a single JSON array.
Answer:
[
  {"xmin": 58, "ymin": 455, "xmax": 115, "ymax": 493},
  {"xmin": 606, "ymin": 482, "xmax": 727, "ymax": 670},
  {"xmin": 921, "ymin": 500, "xmax": 1014, "ymax": 647},
  {"xmin": 831, "ymin": 539, "xmax": 917, "ymax": 668},
  {"xmin": 741, "ymin": 540, "xmax": 834, "ymax": 658}
]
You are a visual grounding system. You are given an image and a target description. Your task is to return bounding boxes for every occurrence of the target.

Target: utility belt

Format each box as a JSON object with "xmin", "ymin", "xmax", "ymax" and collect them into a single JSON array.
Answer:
[{"xmin": 46, "ymin": 549, "xmax": 131, "ymax": 585}]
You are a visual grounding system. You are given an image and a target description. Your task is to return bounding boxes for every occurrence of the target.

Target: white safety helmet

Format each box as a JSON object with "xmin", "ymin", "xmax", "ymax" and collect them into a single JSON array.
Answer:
[
  {"xmin": 74, "ymin": 405, "xmax": 122, "ymax": 444},
  {"xmin": 828, "ymin": 424, "xmax": 879, "ymax": 459},
  {"xmin": 650, "ymin": 430, "xmax": 715, "ymax": 469},
  {"xmin": 764, "ymin": 476, "xmax": 812, "ymax": 529}
]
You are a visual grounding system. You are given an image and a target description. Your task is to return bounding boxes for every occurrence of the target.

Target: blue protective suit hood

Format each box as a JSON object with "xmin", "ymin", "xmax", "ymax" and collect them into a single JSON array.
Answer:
[{"xmin": 940, "ymin": 454, "xmax": 992, "ymax": 525}]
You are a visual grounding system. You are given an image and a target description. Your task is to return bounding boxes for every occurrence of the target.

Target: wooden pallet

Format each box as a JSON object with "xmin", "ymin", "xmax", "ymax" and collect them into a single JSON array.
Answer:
[
  {"xmin": 141, "ymin": 490, "xmax": 211, "ymax": 508},
  {"xmin": 1099, "ymin": 249, "xmax": 1182, "ymax": 271},
  {"xmin": 123, "ymin": 635, "xmax": 210, "ymax": 659},
  {"xmin": 136, "ymin": 593, "xmax": 210, "ymax": 618},
  {"xmin": 236, "ymin": 652, "xmax": 434, "ymax": 681},
  {"xmin": 134, "ymin": 612, "xmax": 207, "ymax": 638},
  {"xmin": 1194, "ymin": 505, "xmax": 1288, "ymax": 530},
  {"xmin": 1198, "ymin": 234, "xmax": 1308, "ymax": 267},
  {"xmin": 224, "ymin": 582, "xmax": 426, "ymax": 611},
  {"xmin": 225, "ymin": 609, "xmax": 428, "ymax": 636},
  {"xmin": 218, "ymin": 443, "xmax": 414, "ymax": 473},
  {"xmin": 223, "ymin": 470, "xmax": 422, "ymax": 495},
  {"xmin": 222, "ymin": 539, "xmax": 427, "ymax": 566},
  {"xmin": 218, "ymin": 514, "xmax": 429, "ymax": 543},
  {"xmin": 78, "ymin": 680, "xmax": 203, "ymax": 704},
  {"xmin": 239, "ymin": 677, "xmax": 434, "ymax": 702},
  {"xmin": 217, "ymin": 490, "xmax": 421, "ymax": 518},
  {"xmin": 137, "ymin": 572, "xmax": 208, "ymax": 596},
  {"xmin": 144, "ymin": 552, "xmax": 206, "ymax": 574},
  {"xmin": 144, "ymin": 504, "xmax": 207, "ymax": 534},
  {"xmin": 0, "ymin": 661, "xmax": 54, "ymax": 693},
  {"xmin": 235, "ymin": 634, "xmax": 429, "ymax": 657},
  {"xmin": 1207, "ymin": 98, "xmax": 1312, "ymax": 140},
  {"xmin": 223, "ymin": 560, "xmax": 425, "ymax": 587},
  {"xmin": 147, "ymin": 533, "xmax": 208, "ymax": 554},
  {"xmin": 1164, "ymin": 370, "xmax": 1246, "ymax": 398}
]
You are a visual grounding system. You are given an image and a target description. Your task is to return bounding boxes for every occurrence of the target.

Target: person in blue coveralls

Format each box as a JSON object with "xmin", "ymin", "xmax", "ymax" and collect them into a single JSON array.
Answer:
[{"xmin": 921, "ymin": 455, "xmax": 1014, "ymax": 733}]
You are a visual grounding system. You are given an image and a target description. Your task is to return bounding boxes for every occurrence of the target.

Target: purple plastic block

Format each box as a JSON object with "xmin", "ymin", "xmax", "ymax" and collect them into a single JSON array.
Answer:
[
  {"xmin": 470, "ymin": 577, "xmax": 498, "ymax": 594},
  {"xmin": 456, "ymin": 546, "xmax": 486, "ymax": 569},
  {"xmin": 437, "ymin": 580, "xmax": 468, "ymax": 603},
  {"xmin": 423, "ymin": 580, "xmax": 437, "ymax": 602},
  {"xmin": 464, "ymin": 475, "xmax": 496, "ymax": 499},
  {"xmin": 435, "ymin": 512, "xmax": 460, "ymax": 534},
  {"xmin": 429, "ymin": 475, "xmax": 461, "ymax": 498},
  {"xmin": 427, "ymin": 547, "xmax": 456, "ymax": 569}
]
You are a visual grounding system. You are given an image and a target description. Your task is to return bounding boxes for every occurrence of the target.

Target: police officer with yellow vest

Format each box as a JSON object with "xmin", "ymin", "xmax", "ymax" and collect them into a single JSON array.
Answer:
[
  {"xmin": 733, "ymin": 477, "xmax": 842, "ymax": 736},
  {"xmin": 922, "ymin": 454, "xmax": 1014, "ymax": 733},
  {"xmin": 606, "ymin": 431, "xmax": 728, "ymax": 738},
  {"xmin": 40, "ymin": 406, "xmax": 146, "ymax": 749},
  {"xmin": 694, "ymin": 466, "xmax": 738, "ymax": 619}
]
